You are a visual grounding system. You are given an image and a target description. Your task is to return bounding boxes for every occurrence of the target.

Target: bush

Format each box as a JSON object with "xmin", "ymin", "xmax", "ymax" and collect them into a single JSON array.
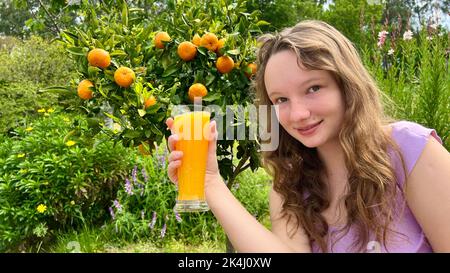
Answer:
[
  {"xmin": 105, "ymin": 144, "xmax": 271, "ymax": 248},
  {"xmin": 0, "ymin": 110, "xmax": 137, "ymax": 252},
  {"xmin": 0, "ymin": 36, "xmax": 76, "ymax": 86},
  {"xmin": 0, "ymin": 36, "xmax": 80, "ymax": 134}
]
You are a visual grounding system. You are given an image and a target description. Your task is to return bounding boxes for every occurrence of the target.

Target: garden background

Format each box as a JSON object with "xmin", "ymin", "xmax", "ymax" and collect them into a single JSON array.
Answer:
[{"xmin": 0, "ymin": 0, "xmax": 448, "ymax": 253}]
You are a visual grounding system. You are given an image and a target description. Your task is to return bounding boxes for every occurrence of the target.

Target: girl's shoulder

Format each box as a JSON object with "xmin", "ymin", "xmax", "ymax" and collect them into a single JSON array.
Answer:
[{"xmin": 388, "ymin": 120, "xmax": 443, "ymax": 175}]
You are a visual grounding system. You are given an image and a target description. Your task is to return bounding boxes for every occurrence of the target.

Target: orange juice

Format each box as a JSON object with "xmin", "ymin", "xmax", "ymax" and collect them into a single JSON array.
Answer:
[{"xmin": 173, "ymin": 111, "xmax": 210, "ymax": 211}]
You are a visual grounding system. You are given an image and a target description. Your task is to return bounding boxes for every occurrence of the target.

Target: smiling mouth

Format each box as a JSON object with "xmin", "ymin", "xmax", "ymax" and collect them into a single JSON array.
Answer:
[{"xmin": 297, "ymin": 120, "xmax": 323, "ymax": 131}]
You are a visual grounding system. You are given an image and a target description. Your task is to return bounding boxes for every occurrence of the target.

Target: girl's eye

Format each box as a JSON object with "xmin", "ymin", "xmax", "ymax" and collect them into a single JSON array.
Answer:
[
  {"xmin": 274, "ymin": 97, "xmax": 287, "ymax": 104},
  {"xmin": 308, "ymin": 85, "xmax": 321, "ymax": 93}
]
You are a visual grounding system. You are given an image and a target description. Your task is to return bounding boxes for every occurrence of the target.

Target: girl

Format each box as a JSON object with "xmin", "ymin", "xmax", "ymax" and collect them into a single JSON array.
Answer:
[{"xmin": 166, "ymin": 20, "xmax": 450, "ymax": 253}]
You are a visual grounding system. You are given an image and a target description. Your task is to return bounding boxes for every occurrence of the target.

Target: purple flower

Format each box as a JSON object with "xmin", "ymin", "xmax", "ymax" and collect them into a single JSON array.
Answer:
[
  {"xmin": 132, "ymin": 165, "xmax": 138, "ymax": 184},
  {"xmin": 174, "ymin": 211, "xmax": 182, "ymax": 223},
  {"xmin": 141, "ymin": 168, "xmax": 148, "ymax": 183},
  {"xmin": 113, "ymin": 199, "xmax": 122, "ymax": 212},
  {"xmin": 149, "ymin": 211, "xmax": 157, "ymax": 229},
  {"xmin": 125, "ymin": 178, "xmax": 133, "ymax": 195},
  {"xmin": 109, "ymin": 207, "xmax": 115, "ymax": 220},
  {"xmin": 161, "ymin": 222, "xmax": 167, "ymax": 238}
]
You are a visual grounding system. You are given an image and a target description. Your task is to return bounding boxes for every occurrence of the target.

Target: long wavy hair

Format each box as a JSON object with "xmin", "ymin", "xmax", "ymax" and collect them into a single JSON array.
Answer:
[{"xmin": 254, "ymin": 20, "xmax": 407, "ymax": 252}]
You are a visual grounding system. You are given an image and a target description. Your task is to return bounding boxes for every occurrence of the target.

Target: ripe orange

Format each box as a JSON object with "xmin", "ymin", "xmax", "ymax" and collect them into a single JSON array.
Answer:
[
  {"xmin": 245, "ymin": 63, "xmax": 257, "ymax": 78},
  {"xmin": 77, "ymin": 79, "xmax": 94, "ymax": 100},
  {"xmin": 114, "ymin": 67, "xmax": 135, "ymax": 88},
  {"xmin": 177, "ymin": 41, "xmax": 197, "ymax": 61},
  {"xmin": 192, "ymin": 34, "xmax": 201, "ymax": 46},
  {"xmin": 200, "ymin": 33, "xmax": 219, "ymax": 52},
  {"xmin": 216, "ymin": 56, "xmax": 234, "ymax": 74},
  {"xmin": 188, "ymin": 83, "xmax": 208, "ymax": 102},
  {"xmin": 144, "ymin": 95, "xmax": 157, "ymax": 108},
  {"xmin": 154, "ymin": 31, "xmax": 171, "ymax": 49},
  {"xmin": 87, "ymin": 48, "xmax": 111, "ymax": 69},
  {"xmin": 216, "ymin": 38, "xmax": 226, "ymax": 55}
]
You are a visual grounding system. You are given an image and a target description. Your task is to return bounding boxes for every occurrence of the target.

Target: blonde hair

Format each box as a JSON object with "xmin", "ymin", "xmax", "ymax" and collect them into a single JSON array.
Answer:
[{"xmin": 254, "ymin": 20, "xmax": 407, "ymax": 252}]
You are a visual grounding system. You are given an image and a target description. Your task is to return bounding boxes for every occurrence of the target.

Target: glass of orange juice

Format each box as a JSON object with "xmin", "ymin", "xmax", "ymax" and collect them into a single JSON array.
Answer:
[{"xmin": 171, "ymin": 105, "xmax": 211, "ymax": 213}]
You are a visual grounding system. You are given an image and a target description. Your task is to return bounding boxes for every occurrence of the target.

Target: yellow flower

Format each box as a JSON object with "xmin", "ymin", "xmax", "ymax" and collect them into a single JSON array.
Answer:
[
  {"xmin": 47, "ymin": 108, "xmax": 55, "ymax": 113},
  {"xmin": 63, "ymin": 117, "xmax": 70, "ymax": 123},
  {"xmin": 70, "ymin": 200, "xmax": 75, "ymax": 205},
  {"xmin": 25, "ymin": 127, "xmax": 33, "ymax": 132},
  {"xmin": 36, "ymin": 204, "xmax": 47, "ymax": 213},
  {"xmin": 37, "ymin": 108, "xmax": 46, "ymax": 113},
  {"xmin": 65, "ymin": 140, "xmax": 76, "ymax": 147},
  {"xmin": 17, "ymin": 153, "xmax": 25, "ymax": 158}
]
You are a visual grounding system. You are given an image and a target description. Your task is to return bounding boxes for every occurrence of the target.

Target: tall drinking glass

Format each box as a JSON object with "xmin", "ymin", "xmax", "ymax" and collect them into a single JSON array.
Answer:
[{"xmin": 172, "ymin": 105, "xmax": 211, "ymax": 213}]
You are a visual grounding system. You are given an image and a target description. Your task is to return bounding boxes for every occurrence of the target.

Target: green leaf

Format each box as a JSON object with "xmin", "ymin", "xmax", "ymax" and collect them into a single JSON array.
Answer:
[
  {"xmin": 256, "ymin": 20, "xmax": 270, "ymax": 27},
  {"xmin": 202, "ymin": 92, "xmax": 221, "ymax": 102},
  {"xmin": 39, "ymin": 86, "xmax": 74, "ymax": 96},
  {"xmin": 66, "ymin": 47, "xmax": 86, "ymax": 56},
  {"xmin": 122, "ymin": 2, "xmax": 129, "ymax": 26},
  {"xmin": 162, "ymin": 65, "xmax": 179, "ymax": 77},
  {"xmin": 138, "ymin": 109, "xmax": 146, "ymax": 117},
  {"xmin": 104, "ymin": 113, "xmax": 122, "ymax": 124},
  {"xmin": 110, "ymin": 50, "xmax": 128, "ymax": 56},
  {"xmin": 226, "ymin": 49, "xmax": 240, "ymax": 55}
]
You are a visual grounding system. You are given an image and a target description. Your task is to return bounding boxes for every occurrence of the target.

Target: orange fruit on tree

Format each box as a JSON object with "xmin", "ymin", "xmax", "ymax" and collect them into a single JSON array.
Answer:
[
  {"xmin": 87, "ymin": 48, "xmax": 111, "ymax": 69},
  {"xmin": 216, "ymin": 38, "xmax": 226, "ymax": 55},
  {"xmin": 114, "ymin": 67, "xmax": 135, "ymax": 88},
  {"xmin": 245, "ymin": 63, "xmax": 257, "ymax": 78},
  {"xmin": 216, "ymin": 56, "xmax": 235, "ymax": 74},
  {"xmin": 188, "ymin": 83, "xmax": 208, "ymax": 102},
  {"xmin": 177, "ymin": 41, "xmax": 197, "ymax": 61},
  {"xmin": 77, "ymin": 79, "xmax": 94, "ymax": 100},
  {"xmin": 154, "ymin": 31, "xmax": 171, "ymax": 49},
  {"xmin": 200, "ymin": 33, "xmax": 219, "ymax": 52},
  {"xmin": 192, "ymin": 34, "xmax": 201, "ymax": 46},
  {"xmin": 144, "ymin": 95, "xmax": 157, "ymax": 108}
]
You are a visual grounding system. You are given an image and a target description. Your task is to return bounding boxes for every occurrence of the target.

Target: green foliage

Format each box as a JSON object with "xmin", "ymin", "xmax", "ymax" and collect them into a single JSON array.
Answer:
[
  {"xmin": 104, "ymin": 144, "xmax": 270, "ymax": 247},
  {"xmin": 0, "ymin": 111, "xmax": 137, "ymax": 252},
  {"xmin": 0, "ymin": 36, "xmax": 79, "ymax": 133},
  {"xmin": 246, "ymin": 0, "xmax": 324, "ymax": 31},
  {"xmin": 59, "ymin": 0, "xmax": 265, "ymax": 185},
  {"xmin": 362, "ymin": 24, "xmax": 450, "ymax": 149},
  {"xmin": 321, "ymin": 0, "xmax": 383, "ymax": 48},
  {"xmin": 0, "ymin": 35, "xmax": 76, "ymax": 85}
]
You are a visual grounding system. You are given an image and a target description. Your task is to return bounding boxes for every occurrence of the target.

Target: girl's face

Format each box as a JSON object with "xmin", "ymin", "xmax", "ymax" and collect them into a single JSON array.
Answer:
[{"xmin": 264, "ymin": 50, "xmax": 345, "ymax": 148}]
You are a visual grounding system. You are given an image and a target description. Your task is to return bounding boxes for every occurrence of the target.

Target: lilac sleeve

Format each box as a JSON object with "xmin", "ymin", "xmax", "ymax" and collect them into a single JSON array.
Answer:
[{"xmin": 391, "ymin": 121, "xmax": 443, "ymax": 175}]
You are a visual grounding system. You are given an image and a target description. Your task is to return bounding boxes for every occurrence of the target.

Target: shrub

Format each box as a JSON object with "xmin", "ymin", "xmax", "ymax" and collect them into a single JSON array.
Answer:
[
  {"xmin": 0, "ymin": 110, "xmax": 137, "ymax": 252},
  {"xmin": 105, "ymin": 143, "xmax": 271, "ymax": 248},
  {"xmin": 0, "ymin": 36, "xmax": 80, "ymax": 134}
]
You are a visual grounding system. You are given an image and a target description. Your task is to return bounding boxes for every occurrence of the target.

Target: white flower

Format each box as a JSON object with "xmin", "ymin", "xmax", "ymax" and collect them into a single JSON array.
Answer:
[
  {"xmin": 429, "ymin": 23, "xmax": 438, "ymax": 30},
  {"xmin": 388, "ymin": 49, "xmax": 394, "ymax": 55},
  {"xmin": 403, "ymin": 30, "xmax": 413, "ymax": 41},
  {"xmin": 426, "ymin": 36, "xmax": 433, "ymax": 41}
]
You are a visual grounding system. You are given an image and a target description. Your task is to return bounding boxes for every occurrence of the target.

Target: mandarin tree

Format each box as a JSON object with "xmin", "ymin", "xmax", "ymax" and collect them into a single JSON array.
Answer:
[{"xmin": 58, "ymin": 0, "xmax": 268, "ymax": 194}]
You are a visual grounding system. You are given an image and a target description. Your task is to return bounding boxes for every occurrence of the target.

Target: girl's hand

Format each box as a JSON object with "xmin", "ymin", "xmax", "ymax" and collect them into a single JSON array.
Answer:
[{"xmin": 166, "ymin": 118, "xmax": 222, "ymax": 188}]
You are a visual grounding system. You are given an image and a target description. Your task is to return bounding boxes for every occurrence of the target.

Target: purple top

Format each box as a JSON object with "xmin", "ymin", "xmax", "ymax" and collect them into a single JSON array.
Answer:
[{"xmin": 311, "ymin": 121, "xmax": 443, "ymax": 253}]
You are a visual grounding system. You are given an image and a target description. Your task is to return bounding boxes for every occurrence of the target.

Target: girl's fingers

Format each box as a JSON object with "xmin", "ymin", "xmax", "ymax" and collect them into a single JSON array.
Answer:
[
  {"xmin": 168, "ymin": 151, "xmax": 183, "ymax": 162},
  {"xmin": 166, "ymin": 118, "xmax": 174, "ymax": 134},
  {"xmin": 167, "ymin": 134, "xmax": 179, "ymax": 152},
  {"xmin": 168, "ymin": 160, "xmax": 181, "ymax": 184}
]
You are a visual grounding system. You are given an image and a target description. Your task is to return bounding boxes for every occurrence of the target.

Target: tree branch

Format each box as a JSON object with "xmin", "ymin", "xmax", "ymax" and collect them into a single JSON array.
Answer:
[{"xmin": 38, "ymin": 0, "xmax": 61, "ymax": 35}]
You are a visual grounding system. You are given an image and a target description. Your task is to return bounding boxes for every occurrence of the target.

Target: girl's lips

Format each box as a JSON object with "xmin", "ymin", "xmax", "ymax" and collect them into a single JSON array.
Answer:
[{"xmin": 296, "ymin": 120, "xmax": 322, "ymax": 136}]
